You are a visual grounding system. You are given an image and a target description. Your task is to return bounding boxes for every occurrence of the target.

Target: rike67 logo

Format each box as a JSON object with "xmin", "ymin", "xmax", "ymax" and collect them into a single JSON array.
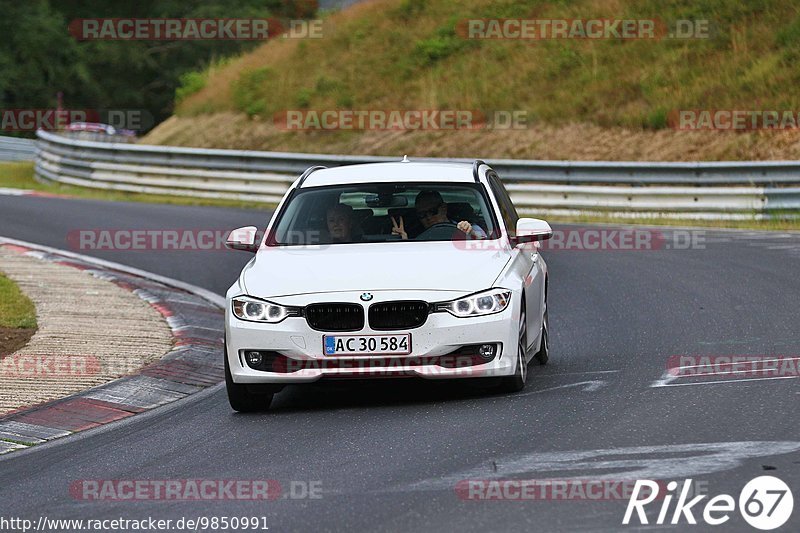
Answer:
[{"xmin": 623, "ymin": 476, "xmax": 794, "ymax": 530}]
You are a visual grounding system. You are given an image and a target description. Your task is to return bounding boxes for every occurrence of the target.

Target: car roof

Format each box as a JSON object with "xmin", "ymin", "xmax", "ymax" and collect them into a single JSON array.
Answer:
[{"xmin": 298, "ymin": 161, "xmax": 481, "ymax": 188}]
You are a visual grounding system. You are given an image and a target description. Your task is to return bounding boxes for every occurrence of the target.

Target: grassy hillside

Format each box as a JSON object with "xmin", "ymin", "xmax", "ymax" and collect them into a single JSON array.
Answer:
[{"xmin": 144, "ymin": 0, "xmax": 800, "ymax": 160}]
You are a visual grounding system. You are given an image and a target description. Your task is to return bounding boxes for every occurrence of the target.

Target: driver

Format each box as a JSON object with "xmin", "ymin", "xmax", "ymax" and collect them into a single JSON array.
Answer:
[{"xmin": 391, "ymin": 190, "xmax": 486, "ymax": 240}]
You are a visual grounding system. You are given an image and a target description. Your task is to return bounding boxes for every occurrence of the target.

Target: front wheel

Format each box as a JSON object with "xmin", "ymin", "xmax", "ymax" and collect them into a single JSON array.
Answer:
[
  {"xmin": 225, "ymin": 349, "xmax": 273, "ymax": 412},
  {"xmin": 533, "ymin": 305, "xmax": 549, "ymax": 366},
  {"xmin": 499, "ymin": 304, "xmax": 528, "ymax": 393}
]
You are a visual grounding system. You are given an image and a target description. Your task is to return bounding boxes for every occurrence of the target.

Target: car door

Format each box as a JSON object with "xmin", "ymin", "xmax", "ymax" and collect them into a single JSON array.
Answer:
[{"xmin": 487, "ymin": 172, "xmax": 544, "ymax": 352}]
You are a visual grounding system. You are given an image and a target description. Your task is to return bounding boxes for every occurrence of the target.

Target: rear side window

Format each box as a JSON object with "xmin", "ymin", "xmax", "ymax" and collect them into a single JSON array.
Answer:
[{"xmin": 488, "ymin": 173, "xmax": 519, "ymax": 235}]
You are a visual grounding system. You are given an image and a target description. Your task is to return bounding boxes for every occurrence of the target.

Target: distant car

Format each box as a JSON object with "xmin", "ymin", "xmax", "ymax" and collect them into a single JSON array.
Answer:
[
  {"xmin": 63, "ymin": 122, "xmax": 137, "ymax": 139},
  {"xmin": 64, "ymin": 122, "xmax": 117, "ymax": 135},
  {"xmin": 223, "ymin": 159, "xmax": 553, "ymax": 411}
]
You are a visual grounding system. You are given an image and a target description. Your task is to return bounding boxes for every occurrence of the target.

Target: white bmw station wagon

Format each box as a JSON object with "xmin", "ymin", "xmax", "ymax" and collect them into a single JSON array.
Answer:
[{"xmin": 223, "ymin": 159, "xmax": 553, "ymax": 411}]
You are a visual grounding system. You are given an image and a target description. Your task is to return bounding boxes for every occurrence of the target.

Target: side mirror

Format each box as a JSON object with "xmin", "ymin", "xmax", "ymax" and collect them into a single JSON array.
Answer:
[
  {"xmin": 511, "ymin": 218, "xmax": 553, "ymax": 245},
  {"xmin": 225, "ymin": 226, "xmax": 259, "ymax": 253}
]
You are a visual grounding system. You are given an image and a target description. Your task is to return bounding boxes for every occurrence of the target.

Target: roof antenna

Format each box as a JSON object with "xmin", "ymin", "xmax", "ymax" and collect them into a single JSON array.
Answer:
[{"xmin": 401, "ymin": 155, "xmax": 410, "ymax": 163}]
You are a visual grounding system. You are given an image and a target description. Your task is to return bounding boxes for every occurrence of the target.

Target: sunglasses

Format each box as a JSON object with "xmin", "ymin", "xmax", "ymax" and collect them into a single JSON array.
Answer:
[{"xmin": 416, "ymin": 203, "xmax": 443, "ymax": 219}]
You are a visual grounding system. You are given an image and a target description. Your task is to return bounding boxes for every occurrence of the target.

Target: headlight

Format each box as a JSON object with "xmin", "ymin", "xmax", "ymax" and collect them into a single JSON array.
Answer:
[
  {"xmin": 231, "ymin": 296, "xmax": 299, "ymax": 323},
  {"xmin": 435, "ymin": 289, "xmax": 512, "ymax": 317}
]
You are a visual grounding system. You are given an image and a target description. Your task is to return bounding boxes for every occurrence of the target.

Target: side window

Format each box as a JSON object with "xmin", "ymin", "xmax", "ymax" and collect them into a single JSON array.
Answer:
[{"xmin": 488, "ymin": 173, "xmax": 518, "ymax": 235}]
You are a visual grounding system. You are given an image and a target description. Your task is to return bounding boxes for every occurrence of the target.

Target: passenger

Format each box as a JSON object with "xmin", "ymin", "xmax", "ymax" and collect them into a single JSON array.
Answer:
[
  {"xmin": 391, "ymin": 190, "xmax": 487, "ymax": 240},
  {"xmin": 326, "ymin": 203, "xmax": 356, "ymax": 243}
]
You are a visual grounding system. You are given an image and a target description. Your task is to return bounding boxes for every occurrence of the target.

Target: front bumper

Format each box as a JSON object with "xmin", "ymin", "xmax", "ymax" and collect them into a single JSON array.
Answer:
[{"xmin": 225, "ymin": 290, "xmax": 520, "ymax": 383}]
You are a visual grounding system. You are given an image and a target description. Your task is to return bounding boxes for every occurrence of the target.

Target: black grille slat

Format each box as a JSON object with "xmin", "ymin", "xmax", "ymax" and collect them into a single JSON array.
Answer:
[
  {"xmin": 305, "ymin": 303, "xmax": 364, "ymax": 331},
  {"xmin": 369, "ymin": 301, "xmax": 429, "ymax": 330}
]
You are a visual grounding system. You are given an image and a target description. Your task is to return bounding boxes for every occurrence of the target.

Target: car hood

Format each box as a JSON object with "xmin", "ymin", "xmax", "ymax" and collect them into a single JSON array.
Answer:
[{"xmin": 240, "ymin": 242, "xmax": 510, "ymax": 297}]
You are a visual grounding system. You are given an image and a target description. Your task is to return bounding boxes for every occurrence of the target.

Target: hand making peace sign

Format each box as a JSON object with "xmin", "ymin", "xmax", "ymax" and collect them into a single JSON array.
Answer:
[{"xmin": 391, "ymin": 216, "xmax": 408, "ymax": 240}]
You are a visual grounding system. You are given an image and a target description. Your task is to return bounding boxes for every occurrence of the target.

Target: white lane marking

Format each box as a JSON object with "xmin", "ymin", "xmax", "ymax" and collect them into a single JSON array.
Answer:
[
  {"xmin": 518, "ymin": 380, "xmax": 607, "ymax": 396},
  {"xmin": 404, "ymin": 441, "xmax": 800, "ymax": 491},
  {"xmin": 653, "ymin": 375, "xmax": 799, "ymax": 388},
  {"xmin": 0, "ymin": 188, "xmax": 33, "ymax": 196},
  {"xmin": 650, "ymin": 372, "xmax": 679, "ymax": 388},
  {"xmin": 173, "ymin": 324, "xmax": 222, "ymax": 332},
  {"xmin": 541, "ymin": 370, "xmax": 619, "ymax": 376}
]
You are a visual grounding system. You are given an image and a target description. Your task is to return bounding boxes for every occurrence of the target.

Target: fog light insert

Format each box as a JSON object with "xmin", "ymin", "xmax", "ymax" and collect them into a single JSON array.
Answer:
[
  {"xmin": 478, "ymin": 344, "xmax": 496, "ymax": 360},
  {"xmin": 246, "ymin": 351, "xmax": 263, "ymax": 367}
]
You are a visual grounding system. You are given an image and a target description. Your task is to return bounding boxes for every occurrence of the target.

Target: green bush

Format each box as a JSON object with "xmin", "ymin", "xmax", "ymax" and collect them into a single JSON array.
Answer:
[
  {"xmin": 394, "ymin": 0, "xmax": 426, "ymax": 22},
  {"xmin": 175, "ymin": 71, "xmax": 207, "ymax": 104},
  {"xmin": 414, "ymin": 24, "xmax": 472, "ymax": 65},
  {"xmin": 296, "ymin": 88, "xmax": 313, "ymax": 108},
  {"xmin": 644, "ymin": 108, "xmax": 669, "ymax": 129},
  {"xmin": 232, "ymin": 67, "xmax": 273, "ymax": 116}
]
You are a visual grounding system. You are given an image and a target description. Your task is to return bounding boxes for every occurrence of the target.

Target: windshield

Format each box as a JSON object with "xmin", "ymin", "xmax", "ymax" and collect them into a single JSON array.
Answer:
[{"xmin": 270, "ymin": 183, "xmax": 497, "ymax": 245}]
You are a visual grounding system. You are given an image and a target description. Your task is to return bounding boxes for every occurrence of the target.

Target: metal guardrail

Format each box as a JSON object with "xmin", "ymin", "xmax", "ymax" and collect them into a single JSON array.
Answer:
[
  {"xmin": 35, "ymin": 129, "xmax": 800, "ymax": 219},
  {"xmin": 0, "ymin": 136, "xmax": 36, "ymax": 161}
]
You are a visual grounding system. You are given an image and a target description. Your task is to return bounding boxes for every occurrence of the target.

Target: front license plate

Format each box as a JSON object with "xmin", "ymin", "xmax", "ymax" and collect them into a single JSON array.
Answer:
[{"xmin": 323, "ymin": 334, "xmax": 411, "ymax": 356}]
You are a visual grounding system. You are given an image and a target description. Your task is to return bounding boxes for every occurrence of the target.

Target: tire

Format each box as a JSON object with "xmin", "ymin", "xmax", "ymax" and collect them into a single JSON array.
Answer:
[
  {"xmin": 499, "ymin": 302, "xmax": 528, "ymax": 393},
  {"xmin": 225, "ymin": 349, "xmax": 273, "ymax": 412},
  {"xmin": 533, "ymin": 304, "xmax": 549, "ymax": 366}
]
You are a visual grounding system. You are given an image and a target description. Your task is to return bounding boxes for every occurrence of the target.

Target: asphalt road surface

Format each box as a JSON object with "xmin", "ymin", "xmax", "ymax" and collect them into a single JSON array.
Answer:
[{"xmin": 1, "ymin": 194, "xmax": 798, "ymax": 532}]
